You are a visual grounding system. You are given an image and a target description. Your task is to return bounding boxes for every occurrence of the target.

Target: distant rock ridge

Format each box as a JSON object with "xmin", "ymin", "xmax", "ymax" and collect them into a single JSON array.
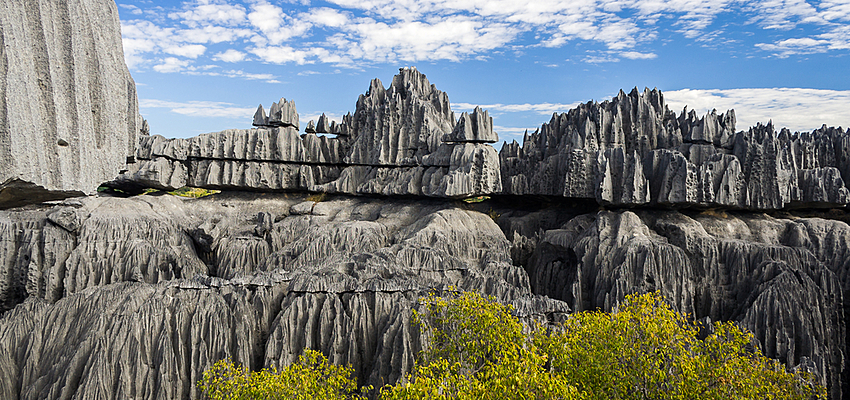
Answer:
[
  {"xmin": 501, "ymin": 87, "xmax": 850, "ymax": 209},
  {"xmin": 117, "ymin": 67, "xmax": 502, "ymax": 198},
  {"xmin": 114, "ymin": 75, "xmax": 850, "ymax": 211}
]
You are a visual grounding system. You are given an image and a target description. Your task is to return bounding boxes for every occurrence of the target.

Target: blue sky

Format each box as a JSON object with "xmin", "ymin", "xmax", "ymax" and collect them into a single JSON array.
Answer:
[{"xmin": 118, "ymin": 0, "xmax": 850, "ymax": 143}]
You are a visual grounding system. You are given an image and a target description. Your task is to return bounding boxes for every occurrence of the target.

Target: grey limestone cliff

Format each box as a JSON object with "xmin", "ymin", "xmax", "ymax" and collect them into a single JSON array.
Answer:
[
  {"xmin": 0, "ymin": 193, "xmax": 568, "ymax": 399},
  {"xmin": 500, "ymin": 88, "xmax": 850, "ymax": 210},
  {"xmin": 3, "ymin": 192, "xmax": 850, "ymax": 397},
  {"xmin": 0, "ymin": 0, "xmax": 143, "ymax": 206},
  {"xmin": 501, "ymin": 207, "xmax": 848, "ymax": 398},
  {"xmin": 118, "ymin": 67, "xmax": 503, "ymax": 199}
]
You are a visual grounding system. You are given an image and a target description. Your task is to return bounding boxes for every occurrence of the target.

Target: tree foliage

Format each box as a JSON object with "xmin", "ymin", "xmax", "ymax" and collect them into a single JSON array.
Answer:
[
  {"xmin": 198, "ymin": 291, "xmax": 825, "ymax": 400},
  {"xmin": 537, "ymin": 292, "xmax": 824, "ymax": 399},
  {"xmin": 382, "ymin": 290, "xmax": 824, "ymax": 400},
  {"xmin": 197, "ymin": 349, "xmax": 368, "ymax": 400}
]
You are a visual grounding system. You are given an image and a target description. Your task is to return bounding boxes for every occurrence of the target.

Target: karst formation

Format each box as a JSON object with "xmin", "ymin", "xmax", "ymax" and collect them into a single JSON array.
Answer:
[{"xmin": 1, "ymin": 0, "xmax": 849, "ymax": 399}]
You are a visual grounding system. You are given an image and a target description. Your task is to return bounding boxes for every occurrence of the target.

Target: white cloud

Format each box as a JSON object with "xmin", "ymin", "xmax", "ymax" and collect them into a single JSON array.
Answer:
[
  {"xmin": 248, "ymin": 3, "xmax": 312, "ymax": 45},
  {"xmin": 305, "ymin": 7, "xmax": 349, "ymax": 27},
  {"xmin": 213, "ymin": 49, "xmax": 247, "ymax": 62},
  {"xmin": 620, "ymin": 50, "xmax": 657, "ymax": 59},
  {"xmin": 119, "ymin": 4, "xmax": 143, "ymax": 15},
  {"xmin": 756, "ymin": 37, "xmax": 829, "ymax": 57},
  {"xmin": 218, "ymin": 69, "xmax": 279, "ymax": 81},
  {"xmin": 180, "ymin": 26, "xmax": 255, "ymax": 43},
  {"xmin": 745, "ymin": 0, "xmax": 823, "ymax": 29},
  {"xmin": 748, "ymin": 0, "xmax": 850, "ymax": 57},
  {"xmin": 453, "ymin": 101, "xmax": 580, "ymax": 115},
  {"xmin": 583, "ymin": 54, "xmax": 620, "ymax": 63},
  {"xmin": 163, "ymin": 44, "xmax": 207, "ymax": 58},
  {"xmin": 169, "ymin": 0, "xmax": 247, "ymax": 26},
  {"xmin": 153, "ymin": 57, "xmax": 192, "ymax": 73},
  {"xmin": 121, "ymin": 0, "xmax": 850, "ymax": 75},
  {"xmin": 249, "ymin": 46, "xmax": 322, "ymax": 64},
  {"xmin": 139, "ymin": 99, "xmax": 257, "ymax": 119},
  {"xmin": 664, "ymin": 88, "xmax": 850, "ymax": 132},
  {"xmin": 339, "ymin": 16, "xmax": 518, "ymax": 62},
  {"xmin": 819, "ymin": 0, "xmax": 850, "ymax": 22}
]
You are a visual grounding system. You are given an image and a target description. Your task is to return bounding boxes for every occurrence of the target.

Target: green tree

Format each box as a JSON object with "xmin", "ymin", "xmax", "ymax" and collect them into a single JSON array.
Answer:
[
  {"xmin": 539, "ymin": 291, "xmax": 824, "ymax": 399},
  {"xmin": 381, "ymin": 290, "xmax": 582, "ymax": 399},
  {"xmin": 382, "ymin": 290, "xmax": 824, "ymax": 400},
  {"xmin": 197, "ymin": 349, "xmax": 368, "ymax": 400}
]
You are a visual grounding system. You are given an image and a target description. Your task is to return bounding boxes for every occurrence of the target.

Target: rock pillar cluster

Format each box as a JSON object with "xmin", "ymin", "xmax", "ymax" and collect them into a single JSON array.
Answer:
[
  {"xmin": 118, "ymin": 67, "xmax": 503, "ymax": 198},
  {"xmin": 500, "ymin": 89, "xmax": 850, "ymax": 209}
]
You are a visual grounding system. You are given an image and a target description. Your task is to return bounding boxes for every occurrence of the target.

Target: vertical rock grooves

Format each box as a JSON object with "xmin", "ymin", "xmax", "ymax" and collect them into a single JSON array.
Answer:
[
  {"xmin": 507, "ymin": 207, "xmax": 847, "ymax": 398},
  {"xmin": 27, "ymin": 0, "xmax": 59, "ymax": 189},
  {"xmin": 0, "ymin": 20, "xmax": 10, "ymax": 180},
  {"xmin": 0, "ymin": 194, "xmax": 570, "ymax": 399},
  {"xmin": 0, "ymin": 0, "xmax": 141, "ymax": 199},
  {"xmin": 2, "ymin": 193, "xmax": 848, "ymax": 397},
  {"xmin": 500, "ymin": 90, "xmax": 850, "ymax": 209},
  {"xmin": 58, "ymin": 0, "xmax": 81, "ymax": 188},
  {"xmin": 118, "ymin": 67, "xmax": 501, "ymax": 199}
]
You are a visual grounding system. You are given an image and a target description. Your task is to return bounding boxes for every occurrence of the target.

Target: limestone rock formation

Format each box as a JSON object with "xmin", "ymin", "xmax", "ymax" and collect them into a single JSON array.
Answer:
[
  {"xmin": 500, "ymin": 88, "xmax": 850, "ymax": 209},
  {"xmin": 316, "ymin": 113, "xmax": 331, "ymax": 134},
  {"xmin": 116, "ymin": 68, "xmax": 502, "ymax": 198},
  {"xmin": 119, "ymin": 81, "xmax": 850, "ymax": 211},
  {"xmin": 343, "ymin": 67, "xmax": 455, "ymax": 166},
  {"xmin": 443, "ymin": 107, "xmax": 498, "ymax": 143},
  {"xmin": 0, "ymin": 0, "xmax": 143, "ymax": 206},
  {"xmin": 4, "ymin": 192, "xmax": 850, "ymax": 397},
  {"xmin": 499, "ymin": 206, "xmax": 848, "ymax": 398},
  {"xmin": 0, "ymin": 193, "xmax": 568, "ymax": 399}
]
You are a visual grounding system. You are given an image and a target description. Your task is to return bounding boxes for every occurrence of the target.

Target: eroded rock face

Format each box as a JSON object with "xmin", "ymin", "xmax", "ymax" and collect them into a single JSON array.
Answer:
[
  {"xmin": 443, "ymin": 107, "xmax": 498, "ymax": 144},
  {"xmin": 117, "ymin": 82, "xmax": 850, "ymax": 211},
  {"xmin": 0, "ymin": 0, "xmax": 143, "ymax": 204},
  {"xmin": 503, "ymin": 207, "xmax": 848, "ymax": 398},
  {"xmin": 500, "ymin": 89, "xmax": 850, "ymax": 209},
  {"xmin": 0, "ymin": 193, "xmax": 568, "ymax": 399},
  {"xmin": 2, "ymin": 193, "xmax": 850, "ymax": 397},
  {"xmin": 117, "ymin": 67, "xmax": 503, "ymax": 198}
]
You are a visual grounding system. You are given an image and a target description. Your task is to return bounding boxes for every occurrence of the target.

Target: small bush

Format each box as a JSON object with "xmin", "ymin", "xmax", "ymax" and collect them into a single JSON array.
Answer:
[
  {"xmin": 306, "ymin": 192, "xmax": 327, "ymax": 203},
  {"xmin": 168, "ymin": 187, "xmax": 219, "ymax": 198},
  {"xmin": 197, "ymin": 350, "xmax": 368, "ymax": 400}
]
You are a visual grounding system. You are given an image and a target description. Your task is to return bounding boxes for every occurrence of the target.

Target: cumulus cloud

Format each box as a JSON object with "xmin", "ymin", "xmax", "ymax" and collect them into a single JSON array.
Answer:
[
  {"xmin": 620, "ymin": 51, "xmax": 657, "ymax": 59},
  {"xmin": 664, "ymin": 88, "xmax": 850, "ymax": 132},
  {"xmin": 153, "ymin": 57, "xmax": 192, "ymax": 73},
  {"xmin": 139, "ymin": 99, "xmax": 257, "ymax": 118},
  {"xmin": 247, "ymin": 2, "xmax": 312, "ymax": 45},
  {"xmin": 169, "ymin": 0, "xmax": 247, "ymax": 26},
  {"xmin": 213, "ymin": 49, "xmax": 247, "ymax": 62},
  {"xmin": 163, "ymin": 44, "xmax": 207, "ymax": 58},
  {"xmin": 121, "ymin": 0, "xmax": 850, "ymax": 75}
]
